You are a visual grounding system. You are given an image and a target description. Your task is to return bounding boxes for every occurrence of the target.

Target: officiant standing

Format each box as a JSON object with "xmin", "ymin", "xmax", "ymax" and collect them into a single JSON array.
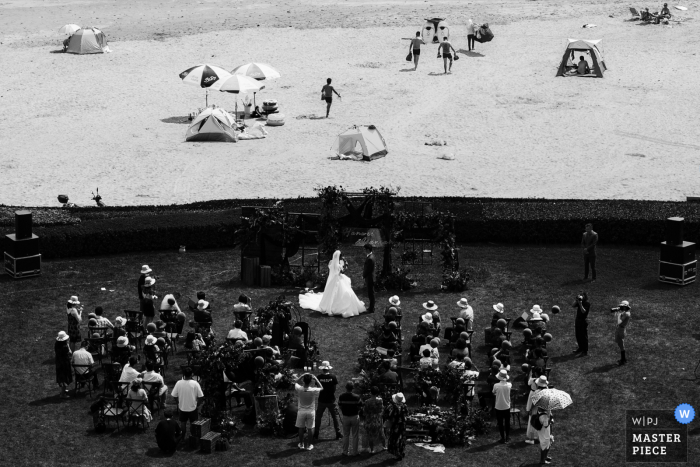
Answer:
[{"xmin": 363, "ymin": 244, "xmax": 376, "ymax": 313}]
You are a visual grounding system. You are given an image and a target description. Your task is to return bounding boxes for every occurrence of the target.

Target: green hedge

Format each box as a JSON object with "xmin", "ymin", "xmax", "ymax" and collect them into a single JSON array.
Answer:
[{"xmin": 2, "ymin": 198, "xmax": 699, "ymax": 259}]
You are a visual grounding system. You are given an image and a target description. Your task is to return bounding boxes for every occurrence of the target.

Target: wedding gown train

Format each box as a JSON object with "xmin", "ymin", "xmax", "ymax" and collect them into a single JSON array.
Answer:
[{"xmin": 298, "ymin": 251, "xmax": 366, "ymax": 318}]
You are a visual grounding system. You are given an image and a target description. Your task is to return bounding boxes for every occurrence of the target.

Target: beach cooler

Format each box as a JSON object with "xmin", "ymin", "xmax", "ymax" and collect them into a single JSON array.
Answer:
[{"xmin": 267, "ymin": 114, "xmax": 285, "ymax": 127}]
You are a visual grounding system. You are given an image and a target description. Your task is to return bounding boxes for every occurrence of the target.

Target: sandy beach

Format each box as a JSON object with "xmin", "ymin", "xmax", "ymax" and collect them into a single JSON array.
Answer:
[{"xmin": 1, "ymin": 0, "xmax": 699, "ymax": 206}]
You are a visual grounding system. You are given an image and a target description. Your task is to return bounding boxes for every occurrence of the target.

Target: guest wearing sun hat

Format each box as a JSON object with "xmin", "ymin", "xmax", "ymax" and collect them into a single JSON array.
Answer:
[
  {"xmin": 491, "ymin": 303, "xmax": 505, "ymax": 329},
  {"xmin": 138, "ymin": 265, "xmax": 152, "ymax": 299},
  {"xmin": 525, "ymin": 374, "xmax": 549, "ymax": 444},
  {"xmin": 66, "ymin": 296, "xmax": 83, "ymax": 350},
  {"xmin": 423, "ymin": 300, "xmax": 441, "ymax": 337},
  {"xmin": 385, "ymin": 392, "xmax": 408, "ymax": 459},
  {"xmin": 385, "ymin": 296, "xmax": 402, "ymax": 316},
  {"xmin": 55, "ymin": 331, "xmax": 73, "ymax": 398},
  {"xmin": 140, "ymin": 277, "xmax": 157, "ymax": 328},
  {"xmin": 493, "ymin": 369, "xmax": 512, "ymax": 443},
  {"xmin": 194, "ymin": 299, "xmax": 213, "ymax": 324},
  {"xmin": 112, "ymin": 335, "xmax": 134, "ymax": 365},
  {"xmin": 112, "ymin": 316, "xmax": 127, "ymax": 339},
  {"xmin": 144, "ymin": 335, "xmax": 162, "ymax": 364},
  {"xmin": 528, "ymin": 306, "xmax": 547, "ymax": 337},
  {"xmin": 457, "ymin": 298, "xmax": 474, "ymax": 331}
]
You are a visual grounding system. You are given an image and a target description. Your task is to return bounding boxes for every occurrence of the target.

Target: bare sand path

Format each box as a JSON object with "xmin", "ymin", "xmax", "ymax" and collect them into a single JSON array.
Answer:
[{"xmin": 1, "ymin": 0, "xmax": 699, "ymax": 206}]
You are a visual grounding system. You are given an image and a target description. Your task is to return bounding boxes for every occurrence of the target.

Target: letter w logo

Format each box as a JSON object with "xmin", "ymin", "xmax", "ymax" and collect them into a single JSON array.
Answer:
[{"xmin": 680, "ymin": 410, "xmax": 691, "ymax": 418}]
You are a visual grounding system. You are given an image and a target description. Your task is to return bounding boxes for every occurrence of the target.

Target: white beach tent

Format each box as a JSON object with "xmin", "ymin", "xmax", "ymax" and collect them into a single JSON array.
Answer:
[
  {"xmin": 331, "ymin": 125, "xmax": 388, "ymax": 161},
  {"xmin": 66, "ymin": 27, "xmax": 108, "ymax": 54},
  {"xmin": 556, "ymin": 38, "xmax": 607, "ymax": 78},
  {"xmin": 185, "ymin": 108, "xmax": 238, "ymax": 142}
]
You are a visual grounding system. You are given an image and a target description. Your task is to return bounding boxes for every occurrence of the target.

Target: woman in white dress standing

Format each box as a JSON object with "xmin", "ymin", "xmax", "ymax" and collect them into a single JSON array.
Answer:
[{"xmin": 299, "ymin": 250, "xmax": 366, "ymax": 318}]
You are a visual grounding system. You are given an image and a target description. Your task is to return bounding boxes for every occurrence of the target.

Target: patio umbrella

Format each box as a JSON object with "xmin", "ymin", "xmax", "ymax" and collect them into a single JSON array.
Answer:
[
  {"xmin": 211, "ymin": 74, "xmax": 265, "ymax": 117},
  {"xmin": 231, "ymin": 63, "xmax": 280, "ymax": 107},
  {"xmin": 59, "ymin": 24, "xmax": 81, "ymax": 35},
  {"xmin": 179, "ymin": 64, "xmax": 231, "ymax": 107},
  {"xmin": 531, "ymin": 388, "xmax": 573, "ymax": 412}
]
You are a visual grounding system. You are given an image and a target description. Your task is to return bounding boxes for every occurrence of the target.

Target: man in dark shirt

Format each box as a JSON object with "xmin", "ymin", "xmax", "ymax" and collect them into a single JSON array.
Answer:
[
  {"xmin": 314, "ymin": 361, "xmax": 342, "ymax": 440},
  {"xmin": 155, "ymin": 409, "xmax": 182, "ymax": 454},
  {"xmin": 378, "ymin": 360, "xmax": 398, "ymax": 386},
  {"xmin": 194, "ymin": 300, "xmax": 213, "ymax": 324},
  {"xmin": 582, "ymin": 223, "xmax": 598, "ymax": 281},
  {"xmin": 572, "ymin": 292, "xmax": 591, "ymax": 356},
  {"xmin": 338, "ymin": 382, "xmax": 363, "ymax": 456}
]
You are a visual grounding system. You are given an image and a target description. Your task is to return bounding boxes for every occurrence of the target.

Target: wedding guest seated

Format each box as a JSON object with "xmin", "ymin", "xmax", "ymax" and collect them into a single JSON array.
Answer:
[
  {"xmin": 384, "ymin": 307, "xmax": 400, "ymax": 325},
  {"xmin": 94, "ymin": 307, "xmax": 114, "ymax": 332},
  {"xmin": 385, "ymin": 296, "xmax": 402, "ymax": 316},
  {"xmin": 155, "ymin": 409, "xmax": 182, "ymax": 454},
  {"xmin": 288, "ymin": 326, "xmax": 304, "ymax": 349},
  {"xmin": 113, "ymin": 317, "xmax": 127, "ymax": 339},
  {"xmin": 491, "ymin": 303, "xmax": 505, "ymax": 329},
  {"xmin": 380, "ymin": 325, "xmax": 398, "ymax": 349},
  {"xmin": 384, "ymin": 349, "xmax": 398, "ymax": 370},
  {"xmin": 194, "ymin": 300, "xmax": 213, "ymax": 324},
  {"xmin": 144, "ymin": 335, "xmax": 162, "ymax": 364},
  {"xmin": 528, "ymin": 311, "xmax": 546, "ymax": 337},
  {"xmin": 112, "ymin": 336, "xmax": 134, "ymax": 365},
  {"xmin": 189, "ymin": 291, "xmax": 210, "ymax": 312},
  {"xmin": 233, "ymin": 294, "xmax": 253, "ymax": 329},
  {"xmin": 143, "ymin": 362, "xmax": 167, "ymax": 405},
  {"xmin": 185, "ymin": 332, "xmax": 207, "ymax": 351},
  {"xmin": 409, "ymin": 336, "xmax": 425, "ymax": 362},
  {"xmin": 447, "ymin": 318, "xmax": 467, "ymax": 343},
  {"xmin": 261, "ymin": 335, "xmax": 280, "ymax": 357},
  {"xmin": 153, "ymin": 321, "xmax": 171, "ymax": 347},
  {"xmin": 227, "ymin": 320, "xmax": 249, "ymax": 342},
  {"xmin": 422, "ymin": 301, "xmax": 441, "ymax": 337},
  {"xmin": 493, "ymin": 340, "xmax": 512, "ymax": 367},
  {"xmin": 127, "ymin": 379, "xmax": 153, "ymax": 423},
  {"xmin": 527, "ymin": 337, "xmax": 548, "ymax": 369},
  {"xmin": 146, "ymin": 322, "xmax": 157, "ymax": 335},
  {"xmin": 378, "ymin": 361, "xmax": 398, "ymax": 386},
  {"xmin": 119, "ymin": 356, "xmax": 142, "ymax": 386},
  {"xmin": 160, "ymin": 295, "xmax": 186, "ymax": 334},
  {"xmin": 223, "ymin": 366, "xmax": 254, "ymax": 408},
  {"xmin": 451, "ymin": 338, "xmax": 470, "ymax": 360},
  {"xmin": 416, "ymin": 320, "xmax": 434, "ymax": 339},
  {"xmin": 420, "ymin": 386, "xmax": 440, "ymax": 406},
  {"xmin": 72, "ymin": 340, "xmax": 100, "ymax": 388},
  {"xmin": 419, "ymin": 349, "xmax": 439, "ymax": 370},
  {"xmin": 456, "ymin": 298, "xmax": 474, "ymax": 331}
]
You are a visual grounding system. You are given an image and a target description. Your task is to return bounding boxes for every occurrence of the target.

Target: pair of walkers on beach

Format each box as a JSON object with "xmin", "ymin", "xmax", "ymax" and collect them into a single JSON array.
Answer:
[{"xmin": 408, "ymin": 31, "xmax": 457, "ymax": 73}]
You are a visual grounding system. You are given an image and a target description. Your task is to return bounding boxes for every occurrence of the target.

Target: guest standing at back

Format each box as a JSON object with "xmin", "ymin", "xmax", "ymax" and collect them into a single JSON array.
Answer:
[
  {"xmin": 138, "ymin": 265, "xmax": 152, "ymax": 299},
  {"xmin": 321, "ymin": 78, "xmax": 341, "ymax": 119},
  {"xmin": 409, "ymin": 31, "xmax": 426, "ymax": 70},
  {"xmin": 467, "ymin": 19, "xmax": 476, "ymax": 51},
  {"xmin": 363, "ymin": 244, "xmax": 376, "ymax": 313},
  {"xmin": 582, "ymin": 223, "xmax": 598, "ymax": 281}
]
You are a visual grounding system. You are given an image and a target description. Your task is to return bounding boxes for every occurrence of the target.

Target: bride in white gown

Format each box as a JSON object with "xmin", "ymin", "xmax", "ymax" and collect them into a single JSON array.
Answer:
[{"xmin": 298, "ymin": 250, "xmax": 367, "ymax": 318}]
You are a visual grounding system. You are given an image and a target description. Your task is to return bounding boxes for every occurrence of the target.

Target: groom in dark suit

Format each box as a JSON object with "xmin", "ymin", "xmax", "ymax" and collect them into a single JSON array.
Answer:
[{"xmin": 363, "ymin": 244, "xmax": 376, "ymax": 313}]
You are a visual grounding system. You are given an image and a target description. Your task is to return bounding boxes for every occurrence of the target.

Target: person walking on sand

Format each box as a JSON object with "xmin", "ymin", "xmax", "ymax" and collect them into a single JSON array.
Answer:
[
  {"xmin": 409, "ymin": 31, "xmax": 426, "ymax": 70},
  {"xmin": 437, "ymin": 37, "xmax": 457, "ymax": 74},
  {"xmin": 467, "ymin": 19, "xmax": 476, "ymax": 51},
  {"xmin": 321, "ymin": 78, "xmax": 341, "ymax": 118}
]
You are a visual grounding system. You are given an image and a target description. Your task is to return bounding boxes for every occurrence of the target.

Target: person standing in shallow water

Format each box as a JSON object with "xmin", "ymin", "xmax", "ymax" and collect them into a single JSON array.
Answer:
[
  {"xmin": 409, "ymin": 31, "xmax": 425, "ymax": 70},
  {"xmin": 321, "ymin": 78, "xmax": 341, "ymax": 118}
]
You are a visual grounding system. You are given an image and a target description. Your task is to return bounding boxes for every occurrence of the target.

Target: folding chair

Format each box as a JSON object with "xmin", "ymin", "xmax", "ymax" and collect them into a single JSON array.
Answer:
[
  {"xmin": 101, "ymin": 362, "xmax": 122, "ymax": 395},
  {"xmin": 100, "ymin": 396, "xmax": 126, "ymax": 432},
  {"xmin": 88, "ymin": 326, "xmax": 110, "ymax": 338},
  {"xmin": 142, "ymin": 381, "xmax": 163, "ymax": 416},
  {"xmin": 125, "ymin": 397, "xmax": 150, "ymax": 430},
  {"xmin": 73, "ymin": 364, "xmax": 97, "ymax": 398}
]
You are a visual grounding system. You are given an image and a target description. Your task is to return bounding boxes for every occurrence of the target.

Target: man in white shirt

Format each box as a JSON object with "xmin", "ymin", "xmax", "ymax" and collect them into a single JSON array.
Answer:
[
  {"xmin": 295, "ymin": 373, "xmax": 324, "ymax": 451},
  {"xmin": 142, "ymin": 362, "xmax": 168, "ymax": 405},
  {"xmin": 227, "ymin": 320, "xmax": 248, "ymax": 341},
  {"xmin": 492, "ymin": 369, "xmax": 512, "ymax": 443},
  {"xmin": 72, "ymin": 340, "xmax": 99, "ymax": 387},
  {"xmin": 171, "ymin": 366, "xmax": 204, "ymax": 439},
  {"xmin": 419, "ymin": 338, "xmax": 440, "ymax": 360},
  {"xmin": 119, "ymin": 356, "xmax": 141, "ymax": 385}
]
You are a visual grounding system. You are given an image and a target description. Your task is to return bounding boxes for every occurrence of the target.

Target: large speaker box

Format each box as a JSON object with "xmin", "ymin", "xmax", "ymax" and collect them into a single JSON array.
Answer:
[
  {"xmin": 15, "ymin": 210, "xmax": 32, "ymax": 240},
  {"xmin": 659, "ymin": 260, "xmax": 696, "ymax": 285},
  {"xmin": 4, "ymin": 234, "xmax": 40, "ymax": 258},
  {"xmin": 665, "ymin": 217, "xmax": 684, "ymax": 246},
  {"xmin": 4, "ymin": 252, "xmax": 41, "ymax": 279},
  {"xmin": 660, "ymin": 241, "xmax": 696, "ymax": 264}
]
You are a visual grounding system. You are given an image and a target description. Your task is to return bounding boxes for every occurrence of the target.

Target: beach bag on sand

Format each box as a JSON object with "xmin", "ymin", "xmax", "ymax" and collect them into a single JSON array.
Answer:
[
  {"xmin": 475, "ymin": 24, "xmax": 494, "ymax": 43},
  {"xmin": 406, "ymin": 52, "xmax": 413, "ymax": 61}
]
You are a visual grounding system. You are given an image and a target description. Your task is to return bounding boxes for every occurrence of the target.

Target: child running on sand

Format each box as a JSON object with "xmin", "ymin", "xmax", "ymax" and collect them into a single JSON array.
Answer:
[
  {"xmin": 437, "ymin": 37, "xmax": 457, "ymax": 74},
  {"xmin": 321, "ymin": 78, "xmax": 341, "ymax": 118}
]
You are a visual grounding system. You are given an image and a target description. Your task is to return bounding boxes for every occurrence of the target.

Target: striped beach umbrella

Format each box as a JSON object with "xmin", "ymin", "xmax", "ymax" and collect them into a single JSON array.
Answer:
[
  {"xmin": 231, "ymin": 63, "xmax": 281, "ymax": 81},
  {"xmin": 179, "ymin": 64, "xmax": 231, "ymax": 106}
]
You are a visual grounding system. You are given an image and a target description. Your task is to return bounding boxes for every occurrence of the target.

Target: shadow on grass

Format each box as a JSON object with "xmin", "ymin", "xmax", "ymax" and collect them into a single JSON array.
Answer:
[
  {"xmin": 640, "ymin": 280, "xmax": 682, "ymax": 291},
  {"xmin": 692, "ymin": 333, "xmax": 700, "ymax": 341},
  {"xmin": 560, "ymin": 278, "xmax": 587, "ymax": 287},
  {"xmin": 28, "ymin": 394, "xmax": 68, "ymax": 406},
  {"xmin": 364, "ymin": 458, "xmax": 401, "ymax": 467},
  {"xmin": 588, "ymin": 363, "xmax": 618, "ymax": 374},
  {"xmin": 312, "ymin": 454, "xmax": 347, "ymax": 465},
  {"xmin": 161, "ymin": 116, "xmax": 190, "ymax": 124},
  {"xmin": 266, "ymin": 446, "xmax": 309, "ymax": 459},
  {"xmin": 467, "ymin": 439, "xmax": 501, "ymax": 453},
  {"xmin": 550, "ymin": 353, "xmax": 580, "ymax": 364},
  {"xmin": 145, "ymin": 447, "xmax": 175, "ymax": 458},
  {"xmin": 42, "ymin": 357, "xmax": 55, "ymax": 365}
]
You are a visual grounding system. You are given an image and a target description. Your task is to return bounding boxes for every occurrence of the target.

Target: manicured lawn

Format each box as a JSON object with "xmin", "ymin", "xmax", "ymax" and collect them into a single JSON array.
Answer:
[{"xmin": 2, "ymin": 243, "xmax": 699, "ymax": 466}]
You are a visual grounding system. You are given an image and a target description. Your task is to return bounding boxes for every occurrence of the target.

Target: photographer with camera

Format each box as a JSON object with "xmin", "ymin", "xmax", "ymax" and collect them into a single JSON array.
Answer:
[
  {"xmin": 572, "ymin": 292, "xmax": 590, "ymax": 356},
  {"xmin": 611, "ymin": 300, "xmax": 632, "ymax": 366}
]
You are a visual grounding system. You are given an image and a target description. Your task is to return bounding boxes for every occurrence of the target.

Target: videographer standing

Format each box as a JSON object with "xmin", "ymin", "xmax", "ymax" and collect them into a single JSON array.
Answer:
[
  {"xmin": 612, "ymin": 300, "xmax": 632, "ymax": 366},
  {"xmin": 581, "ymin": 223, "xmax": 598, "ymax": 282},
  {"xmin": 572, "ymin": 292, "xmax": 590, "ymax": 357}
]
